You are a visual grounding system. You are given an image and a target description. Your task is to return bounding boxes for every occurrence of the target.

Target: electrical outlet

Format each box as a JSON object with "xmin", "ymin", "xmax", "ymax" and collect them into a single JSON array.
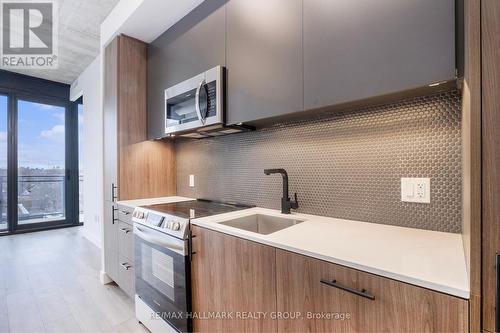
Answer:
[
  {"xmin": 401, "ymin": 178, "xmax": 430, "ymax": 203},
  {"xmin": 189, "ymin": 175, "xmax": 195, "ymax": 187}
]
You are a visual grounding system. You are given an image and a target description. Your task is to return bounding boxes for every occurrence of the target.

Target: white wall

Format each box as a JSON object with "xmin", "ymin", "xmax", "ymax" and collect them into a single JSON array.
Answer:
[
  {"xmin": 70, "ymin": 56, "xmax": 103, "ymax": 248},
  {"xmin": 100, "ymin": 0, "xmax": 203, "ymax": 46}
]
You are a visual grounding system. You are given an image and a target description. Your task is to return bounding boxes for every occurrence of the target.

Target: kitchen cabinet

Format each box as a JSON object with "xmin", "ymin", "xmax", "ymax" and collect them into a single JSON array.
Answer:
[
  {"xmin": 117, "ymin": 254, "xmax": 135, "ymax": 298},
  {"xmin": 482, "ymin": 0, "xmax": 500, "ymax": 331},
  {"xmin": 103, "ymin": 34, "xmax": 176, "ymax": 294},
  {"xmin": 191, "ymin": 225, "xmax": 468, "ymax": 332},
  {"xmin": 190, "ymin": 225, "xmax": 277, "ymax": 332},
  {"xmin": 117, "ymin": 220, "xmax": 134, "ymax": 263},
  {"xmin": 107, "ymin": 203, "xmax": 135, "ymax": 297},
  {"xmin": 303, "ymin": 0, "xmax": 456, "ymax": 110},
  {"xmin": 103, "ymin": 37, "xmax": 118, "ymax": 204},
  {"xmin": 116, "ymin": 204, "xmax": 135, "ymax": 297},
  {"xmin": 103, "ymin": 34, "xmax": 176, "ymax": 202},
  {"xmin": 103, "ymin": 202, "xmax": 118, "ymax": 281},
  {"xmin": 147, "ymin": 0, "xmax": 456, "ymax": 126},
  {"xmin": 225, "ymin": 0, "xmax": 303, "ymax": 124},
  {"xmin": 276, "ymin": 250, "xmax": 468, "ymax": 333},
  {"xmin": 147, "ymin": 0, "xmax": 226, "ymax": 139}
]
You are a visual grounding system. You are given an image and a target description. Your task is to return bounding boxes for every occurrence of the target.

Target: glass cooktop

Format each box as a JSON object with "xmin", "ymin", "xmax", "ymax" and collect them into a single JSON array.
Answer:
[{"xmin": 142, "ymin": 199, "xmax": 253, "ymax": 220}]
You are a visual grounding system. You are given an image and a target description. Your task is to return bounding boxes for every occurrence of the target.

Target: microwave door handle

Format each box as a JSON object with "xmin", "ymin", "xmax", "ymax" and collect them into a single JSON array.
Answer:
[{"xmin": 195, "ymin": 79, "xmax": 206, "ymax": 125}]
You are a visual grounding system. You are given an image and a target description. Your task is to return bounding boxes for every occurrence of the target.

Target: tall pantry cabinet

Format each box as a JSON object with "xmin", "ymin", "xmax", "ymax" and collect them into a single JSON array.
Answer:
[{"xmin": 103, "ymin": 34, "xmax": 176, "ymax": 294}]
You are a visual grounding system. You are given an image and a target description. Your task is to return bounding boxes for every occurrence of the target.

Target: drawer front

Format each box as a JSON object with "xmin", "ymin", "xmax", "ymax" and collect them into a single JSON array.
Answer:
[
  {"xmin": 117, "ymin": 221, "xmax": 134, "ymax": 263},
  {"xmin": 117, "ymin": 255, "xmax": 135, "ymax": 298},
  {"xmin": 117, "ymin": 205, "xmax": 133, "ymax": 224},
  {"xmin": 276, "ymin": 250, "xmax": 468, "ymax": 333}
]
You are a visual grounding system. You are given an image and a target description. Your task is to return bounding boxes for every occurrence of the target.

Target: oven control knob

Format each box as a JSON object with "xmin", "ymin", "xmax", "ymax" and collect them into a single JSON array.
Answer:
[{"xmin": 172, "ymin": 222, "xmax": 181, "ymax": 231}]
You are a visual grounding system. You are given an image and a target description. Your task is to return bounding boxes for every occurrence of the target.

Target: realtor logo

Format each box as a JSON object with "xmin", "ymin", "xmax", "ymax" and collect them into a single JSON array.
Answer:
[{"xmin": 0, "ymin": 0, "xmax": 58, "ymax": 69}]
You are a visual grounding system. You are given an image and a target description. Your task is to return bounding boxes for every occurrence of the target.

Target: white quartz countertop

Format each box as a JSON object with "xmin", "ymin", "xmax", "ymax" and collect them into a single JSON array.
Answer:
[
  {"xmin": 117, "ymin": 196, "xmax": 195, "ymax": 208},
  {"xmin": 191, "ymin": 207, "xmax": 469, "ymax": 299}
]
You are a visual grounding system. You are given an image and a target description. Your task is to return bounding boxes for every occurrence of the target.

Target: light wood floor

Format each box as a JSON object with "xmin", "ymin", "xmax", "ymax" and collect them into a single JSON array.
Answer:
[{"xmin": 0, "ymin": 227, "xmax": 148, "ymax": 333}]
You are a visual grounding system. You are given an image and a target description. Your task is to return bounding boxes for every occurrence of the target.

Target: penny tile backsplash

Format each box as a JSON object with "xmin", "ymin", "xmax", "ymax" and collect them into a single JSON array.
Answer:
[{"xmin": 175, "ymin": 90, "xmax": 462, "ymax": 233}]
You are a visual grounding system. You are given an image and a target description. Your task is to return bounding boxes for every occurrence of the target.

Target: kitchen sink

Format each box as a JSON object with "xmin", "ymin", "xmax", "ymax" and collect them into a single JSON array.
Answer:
[{"xmin": 219, "ymin": 214, "xmax": 304, "ymax": 235}]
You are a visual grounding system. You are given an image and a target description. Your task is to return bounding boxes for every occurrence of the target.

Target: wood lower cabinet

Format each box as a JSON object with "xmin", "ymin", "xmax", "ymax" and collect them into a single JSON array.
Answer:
[
  {"xmin": 191, "ymin": 226, "xmax": 468, "ymax": 332},
  {"xmin": 276, "ymin": 250, "xmax": 468, "ymax": 333},
  {"xmin": 190, "ymin": 225, "xmax": 277, "ymax": 332}
]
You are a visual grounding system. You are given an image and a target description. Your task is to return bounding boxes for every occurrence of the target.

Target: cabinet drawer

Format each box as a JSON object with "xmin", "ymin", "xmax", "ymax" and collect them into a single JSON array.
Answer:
[
  {"xmin": 117, "ymin": 205, "xmax": 133, "ymax": 224},
  {"xmin": 117, "ymin": 221, "xmax": 134, "ymax": 263},
  {"xmin": 117, "ymin": 255, "xmax": 135, "ymax": 298},
  {"xmin": 276, "ymin": 250, "xmax": 468, "ymax": 333}
]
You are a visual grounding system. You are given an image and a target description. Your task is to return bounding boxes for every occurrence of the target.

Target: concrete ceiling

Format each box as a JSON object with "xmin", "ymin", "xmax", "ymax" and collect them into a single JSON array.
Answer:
[{"xmin": 7, "ymin": 0, "xmax": 120, "ymax": 84}]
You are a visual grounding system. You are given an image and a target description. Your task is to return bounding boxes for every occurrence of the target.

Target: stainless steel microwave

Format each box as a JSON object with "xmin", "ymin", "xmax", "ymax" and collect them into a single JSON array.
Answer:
[{"xmin": 164, "ymin": 66, "xmax": 224, "ymax": 135}]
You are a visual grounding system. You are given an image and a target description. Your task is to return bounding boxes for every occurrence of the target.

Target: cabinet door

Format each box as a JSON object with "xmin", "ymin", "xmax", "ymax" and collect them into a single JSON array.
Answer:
[
  {"xmin": 117, "ymin": 220, "xmax": 134, "ymax": 263},
  {"xmin": 103, "ymin": 202, "xmax": 118, "ymax": 281},
  {"xmin": 276, "ymin": 250, "xmax": 468, "ymax": 333},
  {"xmin": 357, "ymin": 269, "xmax": 468, "ymax": 332},
  {"xmin": 117, "ymin": 255, "xmax": 135, "ymax": 298},
  {"xmin": 147, "ymin": 0, "xmax": 226, "ymax": 139},
  {"xmin": 276, "ymin": 249, "xmax": 362, "ymax": 332},
  {"xmin": 103, "ymin": 38, "xmax": 118, "ymax": 203},
  {"xmin": 303, "ymin": 0, "xmax": 456, "ymax": 110},
  {"xmin": 226, "ymin": 0, "xmax": 303, "ymax": 124},
  {"xmin": 191, "ymin": 225, "xmax": 277, "ymax": 332}
]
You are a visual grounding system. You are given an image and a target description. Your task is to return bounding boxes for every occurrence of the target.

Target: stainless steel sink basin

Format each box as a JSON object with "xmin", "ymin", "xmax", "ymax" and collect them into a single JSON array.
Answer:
[{"xmin": 219, "ymin": 214, "xmax": 304, "ymax": 235}]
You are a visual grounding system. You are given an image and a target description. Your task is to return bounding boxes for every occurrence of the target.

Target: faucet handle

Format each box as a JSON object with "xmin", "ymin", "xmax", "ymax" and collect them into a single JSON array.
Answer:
[{"xmin": 291, "ymin": 193, "xmax": 299, "ymax": 209}]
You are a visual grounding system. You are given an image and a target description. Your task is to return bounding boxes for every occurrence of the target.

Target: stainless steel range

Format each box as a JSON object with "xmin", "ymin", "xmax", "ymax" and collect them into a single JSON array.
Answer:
[{"xmin": 132, "ymin": 199, "xmax": 251, "ymax": 333}]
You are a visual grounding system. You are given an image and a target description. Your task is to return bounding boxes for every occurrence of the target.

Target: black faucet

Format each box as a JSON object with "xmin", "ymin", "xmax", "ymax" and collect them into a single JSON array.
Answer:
[{"xmin": 264, "ymin": 168, "xmax": 299, "ymax": 214}]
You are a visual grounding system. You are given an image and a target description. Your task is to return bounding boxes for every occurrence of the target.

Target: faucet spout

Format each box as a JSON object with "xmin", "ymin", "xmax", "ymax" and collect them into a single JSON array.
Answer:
[{"xmin": 264, "ymin": 168, "xmax": 298, "ymax": 214}]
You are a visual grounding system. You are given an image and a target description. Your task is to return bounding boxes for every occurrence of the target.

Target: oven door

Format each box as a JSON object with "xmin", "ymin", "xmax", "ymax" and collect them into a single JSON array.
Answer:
[
  {"xmin": 134, "ymin": 224, "xmax": 191, "ymax": 333},
  {"xmin": 164, "ymin": 66, "xmax": 224, "ymax": 135}
]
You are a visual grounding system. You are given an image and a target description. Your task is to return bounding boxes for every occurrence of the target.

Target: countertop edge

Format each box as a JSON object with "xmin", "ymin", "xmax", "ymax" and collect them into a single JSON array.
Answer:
[{"xmin": 116, "ymin": 196, "xmax": 195, "ymax": 208}]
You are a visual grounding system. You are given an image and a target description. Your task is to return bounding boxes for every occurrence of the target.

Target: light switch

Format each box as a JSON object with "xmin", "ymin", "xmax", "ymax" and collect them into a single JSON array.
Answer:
[
  {"xmin": 401, "ymin": 178, "xmax": 430, "ymax": 203},
  {"xmin": 189, "ymin": 175, "xmax": 195, "ymax": 187}
]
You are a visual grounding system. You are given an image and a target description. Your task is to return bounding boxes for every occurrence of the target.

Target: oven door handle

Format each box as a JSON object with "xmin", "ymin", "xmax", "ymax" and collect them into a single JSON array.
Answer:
[
  {"xmin": 195, "ymin": 79, "xmax": 206, "ymax": 125},
  {"xmin": 134, "ymin": 226, "xmax": 186, "ymax": 255}
]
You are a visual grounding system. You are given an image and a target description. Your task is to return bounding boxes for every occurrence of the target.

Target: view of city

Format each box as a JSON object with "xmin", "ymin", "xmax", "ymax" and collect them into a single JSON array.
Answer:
[{"xmin": 0, "ymin": 98, "xmax": 83, "ymax": 230}]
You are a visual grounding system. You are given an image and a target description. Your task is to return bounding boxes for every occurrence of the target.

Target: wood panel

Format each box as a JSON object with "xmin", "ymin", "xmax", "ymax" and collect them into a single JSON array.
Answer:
[
  {"xmin": 115, "ymin": 35, "xmax": 176, "ymax": 200},
  {"xmin": 117, "ymin": 35, "xmax": 147, "ymax": 147},
  {"xmin": 119, "ymin": 140, "xmax": 176, "ymax": 200},
  {"xmin": 482, "ymin": 0, "xmax": 500, "ymax": 331},
  {"xmin": 461, "ymin": 0, "xmax": 481, "ymax": 331},
  {"xmin": 276, "ymin": 250, "xmax": 468, "ymax": 333},
  {"xmin": 191, "ymin": 226, "xmax": 277, "ymax": 333},
  {"xmin": 276, "ymin": 249, "xmax": 360, "ymax": 332},
  {"xmin": 357, "ymin": 267, "xmax": 468, "ymax": 333}
]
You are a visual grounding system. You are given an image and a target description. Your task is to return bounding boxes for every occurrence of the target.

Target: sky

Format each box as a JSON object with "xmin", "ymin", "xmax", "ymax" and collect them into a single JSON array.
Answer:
[{"xmin": 0, "ymin": 96, "xmax": 84, "ymax": 170}]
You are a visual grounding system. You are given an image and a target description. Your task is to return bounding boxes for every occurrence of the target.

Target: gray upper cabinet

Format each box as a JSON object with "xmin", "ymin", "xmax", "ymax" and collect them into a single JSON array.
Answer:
[
  {"xmin": 303, "ymin": 0, "xmax": 456, "ymax": 110},
  {"xmin": 147, "ymin": 0, "xmax": 456, "ymax": 128},
  {"xmin": 147, "ymin": 0, "xmax": 226, "ymax": 139},
  {"xmin": 226, "ymin": 0, "xmax": 303, "ymax": 125}
]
